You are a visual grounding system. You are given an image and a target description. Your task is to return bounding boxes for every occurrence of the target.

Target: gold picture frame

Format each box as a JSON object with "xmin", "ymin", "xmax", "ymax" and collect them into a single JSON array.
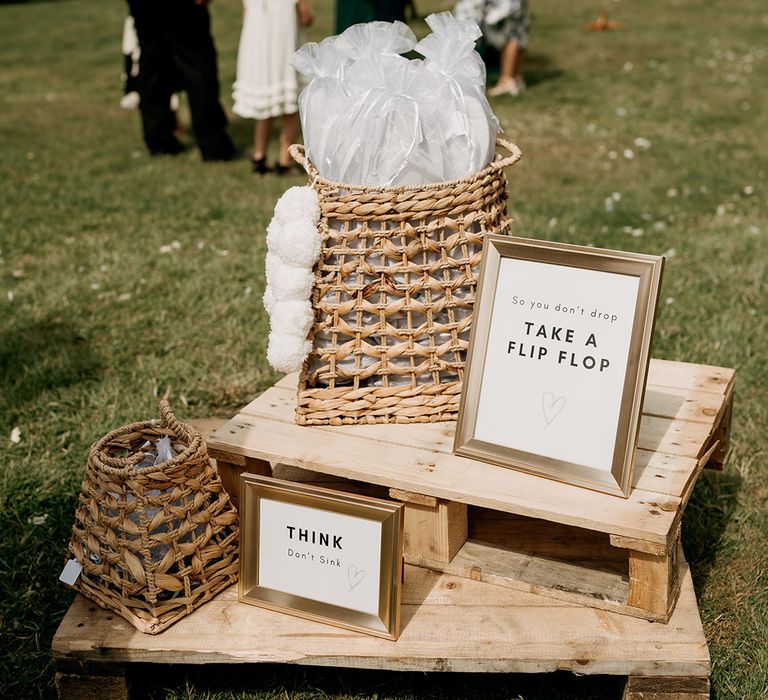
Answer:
[
  {"xmin": 454, "ymin": 235, "xmax": 664, "ymax": 497},
  {"xmin": 239, "ymin": 473, "xmax": 404, "ymax": 640}
]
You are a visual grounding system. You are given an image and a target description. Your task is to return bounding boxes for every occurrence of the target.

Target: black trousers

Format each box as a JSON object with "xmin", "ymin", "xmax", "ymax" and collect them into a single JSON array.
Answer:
[
  {"xmin": 127, "ymin": 0, "xmax": 235, "ymax": 161},
  {"xmin": 375, "ymin": 0, "xmax": 406, "ymax": 23}
]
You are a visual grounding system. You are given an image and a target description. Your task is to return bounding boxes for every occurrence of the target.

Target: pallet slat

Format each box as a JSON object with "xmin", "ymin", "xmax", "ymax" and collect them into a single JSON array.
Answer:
[
  {"xmin": 206, "ymin": 358, "xmax": 733, "ymax": 622},
  {"xmin": 212, "ymin": 412, "xmax": 678, "ymax": 543},
  {"xmin": 52, "ymin": 565, "xmax": 709, "ymax": 677},
  {"xmin": 232, "ymin": 382, "xmax": 712, "ymax": 494}
]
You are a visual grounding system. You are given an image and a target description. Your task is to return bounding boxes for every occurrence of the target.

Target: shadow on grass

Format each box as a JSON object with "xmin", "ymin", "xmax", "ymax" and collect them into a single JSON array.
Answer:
[
  {"xmin": 483, "ymin": 48, "xmax": 564, "ymax": 90},
  {"xmin": 0, "ymin": 317, "xmax": 101, "ymax": 426},
  {"xmin": 0, "ymin": 485, "xmax": 86, "ymax": 700},
  {"xmin": 682, "ymin": 468, "xmax": 741, "ymax": 590},
  {"xmin": 135, "ymin": 663, "xmax": 625, "ymax": 700}
]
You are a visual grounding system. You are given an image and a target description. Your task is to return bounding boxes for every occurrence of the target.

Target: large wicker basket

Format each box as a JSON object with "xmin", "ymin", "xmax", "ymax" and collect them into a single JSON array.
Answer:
[
  {"xmin": 65, "ymin": 401, "xmax": 239, "ymax": 634},
  {"xmin": 290, "ymin": 138, "xmax": 521, "ymax": 426}
]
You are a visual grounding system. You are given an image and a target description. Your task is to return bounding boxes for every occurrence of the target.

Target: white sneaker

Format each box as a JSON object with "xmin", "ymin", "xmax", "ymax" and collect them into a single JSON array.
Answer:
[{"xmin": 120, "ymin": 91, "xmax": 140, "ymax": 109}]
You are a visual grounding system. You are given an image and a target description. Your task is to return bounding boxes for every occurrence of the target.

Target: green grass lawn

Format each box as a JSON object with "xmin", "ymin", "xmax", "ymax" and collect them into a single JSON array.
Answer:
[{"xmin": 1, "ymin": 0, "xmax": 766, "ymax": 697}]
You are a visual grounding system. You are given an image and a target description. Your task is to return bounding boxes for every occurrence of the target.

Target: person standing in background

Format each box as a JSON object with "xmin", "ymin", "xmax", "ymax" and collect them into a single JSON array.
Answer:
[
  {"xmin": 335, "ymin": 0, "xmax": 407, "ymax": 34},
  {"xmin": 233, "ymin": 0, "xmax": 314, "ymax": 174},
  {"xmin": 335, "ymin": 0, "xmax": 373, "ymax": 33},
  {"xmin": 127, "ymin": 0, "xmax": 238, "ymax": 161},
  {"xmin": 455, "ymin": 0, "xmax": 530, "ymax": 97}
]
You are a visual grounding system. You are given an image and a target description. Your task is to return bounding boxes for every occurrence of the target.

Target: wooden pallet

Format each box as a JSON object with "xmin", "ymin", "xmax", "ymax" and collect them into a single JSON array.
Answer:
[
  {"xmin": 207, "ymin": 358, "xmax": 734, "ymax": 623},
  {"xmin": 52, "ymin": 562, "xmax": 709, "ymax": 700}
]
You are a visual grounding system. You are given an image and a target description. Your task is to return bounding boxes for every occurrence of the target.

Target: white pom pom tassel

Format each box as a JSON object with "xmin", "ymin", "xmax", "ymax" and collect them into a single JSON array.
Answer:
[
  {"xmin": 274, "ymin": 185, "xmax": 321, "ymax": 225},
  {"xmin": 267, "ymin": 333, "xmax": 313, "ymax": 374},
  {"xmin": 270, "ymin": 299, "xmax": 315, "ymax": 339},
  {"xmin": 273, "ymin": 219, "xmax": 322, "ymax": 268},
  {"xmin": 263, "ymin": 184, "xmax": 323, "ymax": 373}
]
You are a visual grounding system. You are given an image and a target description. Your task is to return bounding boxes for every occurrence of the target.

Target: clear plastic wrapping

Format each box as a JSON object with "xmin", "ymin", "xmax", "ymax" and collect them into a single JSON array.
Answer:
[{"xmin": 292, "ymin": 12, "xmax": 500, "ymax": 186}]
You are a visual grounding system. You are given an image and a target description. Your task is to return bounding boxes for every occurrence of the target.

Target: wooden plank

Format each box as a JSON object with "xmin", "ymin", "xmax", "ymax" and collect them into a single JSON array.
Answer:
[
  {"xmin": 52, "ymin": 564, "xmax": 709, "ymax": 677},
  {"xmin": 469, "ymin": 509, "xmax": 627, "ymax": 573},
  {"xmin": 205, "ymin": 359, "xmax": 732, "ymax": 550},
  {"xmin": 645, "ymin": 359, "xmax": 734, "ymax": 396},
  {"xmin": 221, "ymin": 382, "xmax": 706, "ymax": 497},
  {"xmin": 623, "ymin": 675, "xmax": 710, "ymax": 699},
  {"xmin": 704, "ymin": 393, "xmax": 733, "ymax": 471},
  {"xmin": 55, "ymin": 671, "xmax": 129, "ymax": 700},
  {"xmin": 280, "ymin": 362, "xmax": 734, "ymax": 423},
  {"xmin": 610, "ymin": 534, "xmax": 667, "ymax": 557},
  {"xmin": 218, "ymin": 457, "xmax": 271, "ymax": 512},
  {"xmin": 209, "ymin": 448, "xmax": 246, "ymax": 467},
  {"xmin": 389, "ymin": 489, "xmax": 438, "ymax": 507},
  {"xmin": 400, "ymin": 509, "xmax": 681, "ymax": 622},
  {"xmin": 188, "ymin": 417, "xmax": 227, "ymax": 442},
  {"xmin": 635, "ymin": 416, "xmax": 714, "ymax": 460},
  {"xmin": 627, "ymin": 531, "xmax": 682, "ymax": 622},
  {"xmin": 209, "ymin": 412, "xmax": 678, "ymax": 544},
  {"xmin": 400, "ymin": 499, "xmax": 467, "ymax": 563},
  {"xmin": 250, "ymin": 379, "xmax": 715, "ymax": 466},
  {"xmin": 405, "ymin": 540, "xmax": 633, "ymax": 614},
  {"xmin": 642, "ymin": 385, "xmax": 726, "ymax": 424}
]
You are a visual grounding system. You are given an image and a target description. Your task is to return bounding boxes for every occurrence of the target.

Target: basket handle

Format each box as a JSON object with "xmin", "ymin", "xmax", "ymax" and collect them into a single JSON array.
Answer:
[
  {"xmin": 158, "ymin": 399, "xmax": 194, "ymax": 443},
  {"xmin": 289, "ymin": 143, "xmax": 317, "ymax": 179},
  {"xmin": 89, "ymin": 401, "xmax": 201, "ymax": 474},
  {"xmin": 490, "ymin": 138, "xmax": 523, "ymax": 170}
]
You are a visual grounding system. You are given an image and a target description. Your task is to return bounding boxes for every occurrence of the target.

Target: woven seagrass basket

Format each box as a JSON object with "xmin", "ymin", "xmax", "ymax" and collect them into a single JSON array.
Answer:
[
  {"xmin": 65, "ymin": 401, "xmax": 239, "ymax": 634},
  {"xmin": 289, "ymin": 138, "xmax": 521, "ymax": 426}
]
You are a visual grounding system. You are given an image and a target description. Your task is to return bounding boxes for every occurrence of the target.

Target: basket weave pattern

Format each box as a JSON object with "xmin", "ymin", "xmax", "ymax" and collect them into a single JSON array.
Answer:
[
  {"xmin": 292, "ymin": 139, "xmax": 521, "ymax": 425},
  {"xmin": 67, "ymin": 401, "xmax": 239, "ymax": 634}
]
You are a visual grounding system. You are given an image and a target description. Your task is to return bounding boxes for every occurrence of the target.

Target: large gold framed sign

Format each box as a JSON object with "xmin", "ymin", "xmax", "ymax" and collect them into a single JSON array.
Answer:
[
  {"xmin": 239, "ymin": 473, "xmax": 404, "ymax": 640},
  {"xmin": 454, "ymin": 235, "xmax": 664, "ymax": 497}
]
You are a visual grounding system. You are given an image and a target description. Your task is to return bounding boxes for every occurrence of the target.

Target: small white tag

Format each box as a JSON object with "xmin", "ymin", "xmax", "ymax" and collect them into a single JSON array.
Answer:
[{"xmin": 59, "ymin": 558, "xmax": 83, "ymax": 586}]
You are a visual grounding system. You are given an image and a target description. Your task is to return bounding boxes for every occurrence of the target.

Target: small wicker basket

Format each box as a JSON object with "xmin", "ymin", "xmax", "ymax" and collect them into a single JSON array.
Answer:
[
  {"xmin": 290, "ymin": 138, "xmax": 521, "ymax": 426},
  {"xmin": 65, "ymin": 401, "xmax": 239, "ymax": 634}
]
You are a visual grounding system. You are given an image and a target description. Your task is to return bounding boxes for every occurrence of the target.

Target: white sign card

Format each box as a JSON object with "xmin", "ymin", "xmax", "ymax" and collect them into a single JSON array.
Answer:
[
  {"xmin": 257, "ymin": 499, "xmax": 382, "ymax": 616},
  {"xmin": 239, "ymin": 474, "xmax": 404, "ymax": 640},
  {"xmin": 455, "ymin": 236, "xmax": 664, "ymax": 497}
]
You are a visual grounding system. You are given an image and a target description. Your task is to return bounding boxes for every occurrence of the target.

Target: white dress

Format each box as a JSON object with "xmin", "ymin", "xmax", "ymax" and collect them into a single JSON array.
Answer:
[{"xmin": 233, "ymin": 0, "xmax": 303, "ymax": 120}]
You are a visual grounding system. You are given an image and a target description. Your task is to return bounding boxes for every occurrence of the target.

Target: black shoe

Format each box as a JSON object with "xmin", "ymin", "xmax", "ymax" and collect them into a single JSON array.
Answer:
[
  {"xmin": 149, "ymin": 137, "xmax": 186, "ymax": 157},
  {"xmin": 274, "ymin": 162, "xmax": 303, "ymax": 176},
  {"xmin": 252, "ymin": 157, "xmax": 272, "ymax": 174}
]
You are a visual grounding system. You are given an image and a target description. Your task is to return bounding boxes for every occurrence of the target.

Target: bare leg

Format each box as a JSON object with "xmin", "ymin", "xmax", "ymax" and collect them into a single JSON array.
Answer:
[
  {"xmin": 254, "ymin": 117, "xmax": 273, "ymax": 160},
  {"xmin": 498, "ymin": 39, "xmax": 519, "ymax": 88},
  {"xmin": 513, "ymin": 48, "xmax": 527, "ymax": 86},
  {"xmin": 489, "ymin": 40, "xmax": 526, "ymax": 96},
  {"xmin": 278, "ymin": 113, "xmax": 300, "ymax": 167}
]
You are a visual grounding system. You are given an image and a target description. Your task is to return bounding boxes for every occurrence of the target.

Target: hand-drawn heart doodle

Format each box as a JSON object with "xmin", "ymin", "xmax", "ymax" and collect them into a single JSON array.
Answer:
[
  {"xmin": 542, "ymin": 391, "xmax": 567, "ymax": 428},
  {"xmin": 347, "ymin": 564, "xmax": 366, "ymax": 591}
]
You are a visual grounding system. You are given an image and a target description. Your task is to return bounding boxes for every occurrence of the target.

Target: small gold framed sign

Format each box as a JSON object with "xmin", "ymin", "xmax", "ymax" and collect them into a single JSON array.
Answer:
[
  {"xmin": 454, "ymin": 235, "xmax": 664, "ymax": 497},
  {"xmin": 239, "ymin": 473, "xmax": 404, "ymax": 640}
]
